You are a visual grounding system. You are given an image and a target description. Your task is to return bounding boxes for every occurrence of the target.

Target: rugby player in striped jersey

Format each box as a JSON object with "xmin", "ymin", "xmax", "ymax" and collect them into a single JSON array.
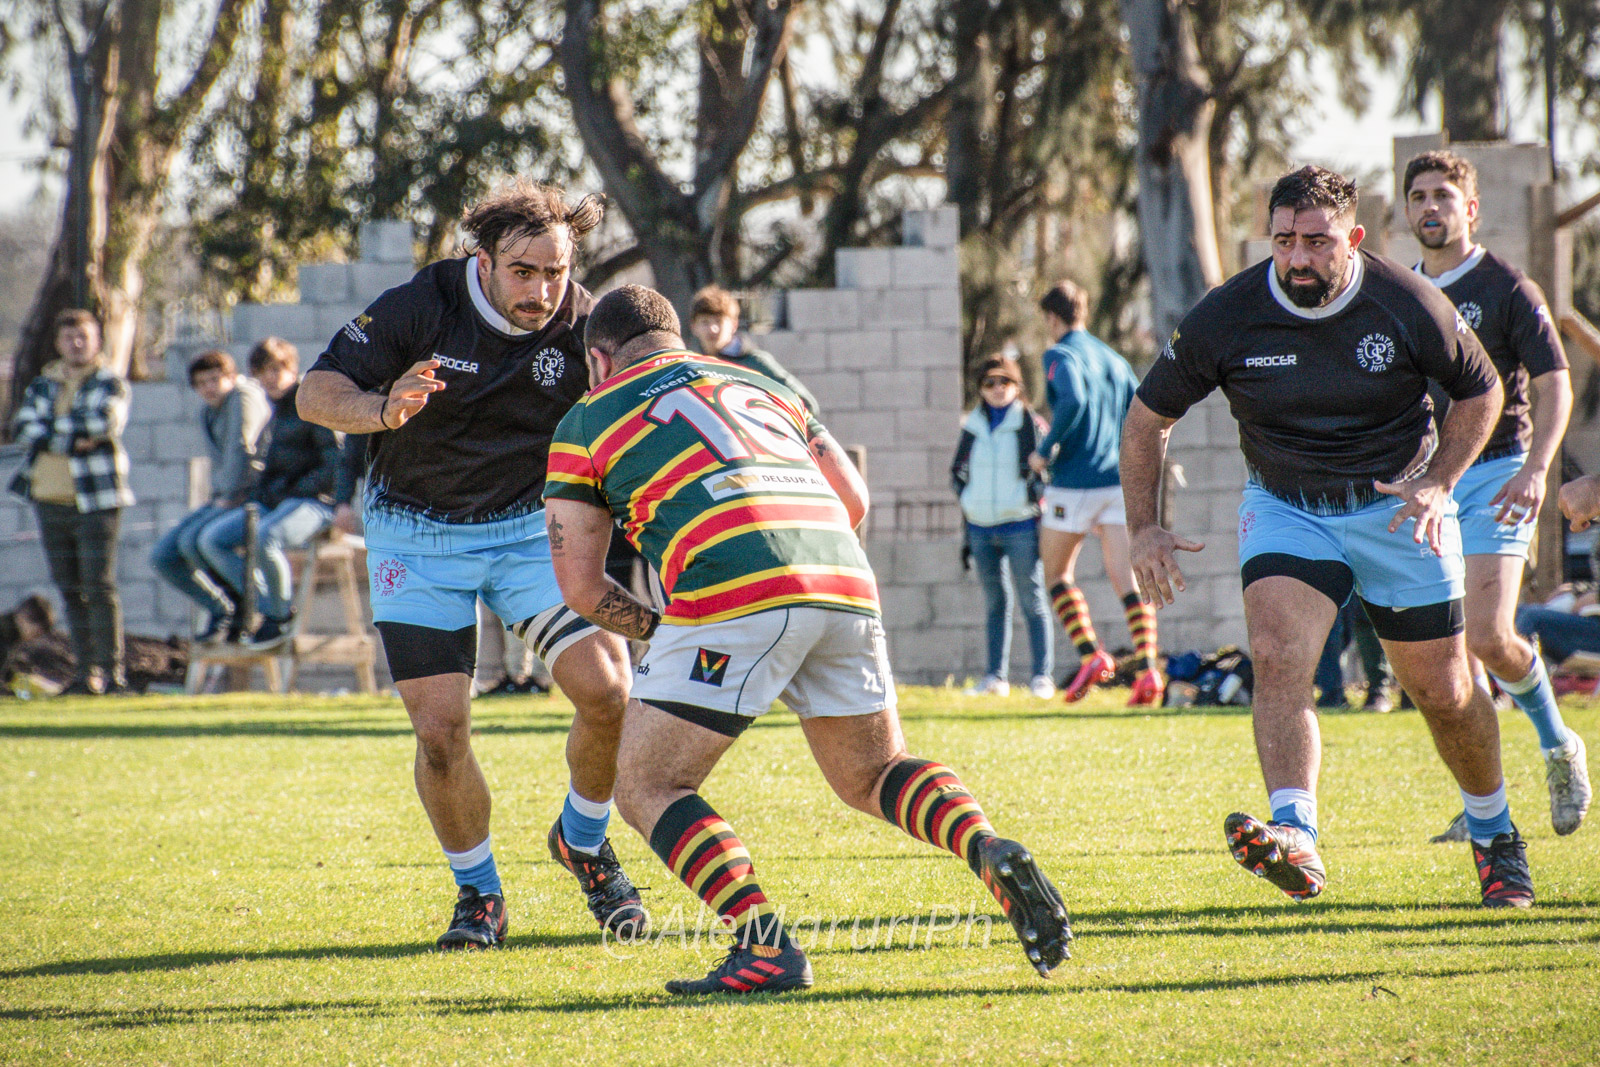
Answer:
[{"xmin": 543, "ymin": 285, "xmax": 1072, "ymax": 994}]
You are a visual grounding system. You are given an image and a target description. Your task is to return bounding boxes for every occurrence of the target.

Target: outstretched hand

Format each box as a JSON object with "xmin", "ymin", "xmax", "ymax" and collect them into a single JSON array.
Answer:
[
  {"xmin": 381, "ymin": 359, "xmax": 444, "ymax": 430},
  {"xmin": 1374, "ymin": 476, "xmax": 1450, "ymax": 556},
  {"xmin": 1129, "ymin": 525, "xmax": 1205, "ymax": 607}
]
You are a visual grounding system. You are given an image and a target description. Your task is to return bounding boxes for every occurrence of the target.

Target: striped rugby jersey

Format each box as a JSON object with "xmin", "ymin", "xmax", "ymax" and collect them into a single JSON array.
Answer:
[{"xmin": 544, "ymin": 350, "xmax": 879, "ymax": 625}]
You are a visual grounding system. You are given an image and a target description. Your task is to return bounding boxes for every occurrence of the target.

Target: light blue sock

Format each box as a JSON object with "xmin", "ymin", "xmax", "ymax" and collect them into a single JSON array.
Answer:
[
  {"xmin": 561, "ymin": 786, "xmax": 612, "ymax": 855},
  {"xmin": 1492, "ymin": 657, "xmax": 1569, "ymax": 751},
  {"xmin": 1269, "ymin": 787, "xmax": 1318, "ymax": 841},
  {"xmin": 1461, "ymin": 784, "xmax": 1514, "ymax": 845},
  {"xmin": 444, "ymin": 836, "xmax": 501, "ymax": 896}
]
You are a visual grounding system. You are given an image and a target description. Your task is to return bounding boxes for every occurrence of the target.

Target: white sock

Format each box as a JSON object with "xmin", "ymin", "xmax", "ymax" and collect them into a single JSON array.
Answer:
[{"xmin": 443, "ymin": 834, "xmax": 493, "ymax": 869}]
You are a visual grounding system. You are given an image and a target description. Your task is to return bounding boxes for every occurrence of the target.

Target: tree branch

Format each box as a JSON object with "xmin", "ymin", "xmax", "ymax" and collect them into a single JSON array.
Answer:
[{"xmin": 581, "ymin": 243, "xmax": 649, "ymax": 290}]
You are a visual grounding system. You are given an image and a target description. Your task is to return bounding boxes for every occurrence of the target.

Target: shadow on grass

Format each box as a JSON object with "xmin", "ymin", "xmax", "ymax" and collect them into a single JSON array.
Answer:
[
  {"xmin": 0, "ymin": 716, "xmax": 577, "ymax": 740},
  {"xmin": 0, "ymin": 931, "xmax": 603, "ymax": 980},
  {"xmin": 4, "ymin": 959, "xmax": 1588, "ymax": 1029}
]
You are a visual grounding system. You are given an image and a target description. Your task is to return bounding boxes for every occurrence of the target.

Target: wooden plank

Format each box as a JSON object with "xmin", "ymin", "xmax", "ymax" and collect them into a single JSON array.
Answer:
[{"xmin": 1555, "ymin": 187, "xmax": 1600, "ymax": 230}]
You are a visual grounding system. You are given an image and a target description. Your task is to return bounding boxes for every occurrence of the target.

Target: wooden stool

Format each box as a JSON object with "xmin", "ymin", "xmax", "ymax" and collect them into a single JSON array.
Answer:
[{"xmin": 185, "ymin": 531, "xmax": 378, "ymax": 694}]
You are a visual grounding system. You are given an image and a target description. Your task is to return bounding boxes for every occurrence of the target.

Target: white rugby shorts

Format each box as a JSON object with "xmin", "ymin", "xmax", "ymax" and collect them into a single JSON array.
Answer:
[
  {"xmin": 632, "ymin": 606, "xmax": 896, "ymax": 720},
  {"xmin": 1040, "ymin": 485, "xmax": 1125, "ymax": 533}
]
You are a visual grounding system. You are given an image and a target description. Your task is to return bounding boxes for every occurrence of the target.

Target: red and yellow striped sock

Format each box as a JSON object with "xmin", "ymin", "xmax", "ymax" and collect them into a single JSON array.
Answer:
[
  {"xmin": 1122, "ymin": 592, "xmax": 1158, "ymax": 673},
  {"xmin": 649, "ymin": 794, "xmax": 783, "ymax": 948},
  {"xmin": 1050, "ymin": 582, "xmax": 1099, "ymax": 660},
  {"xmin": 879, "ymin": 758, "xmax": 996, "ymax": 874}
]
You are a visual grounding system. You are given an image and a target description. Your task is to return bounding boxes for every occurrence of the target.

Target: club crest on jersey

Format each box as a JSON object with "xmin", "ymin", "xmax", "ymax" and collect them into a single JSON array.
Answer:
[
  {"xmin": 532, "ymin": 347, "xmax": 566, "ymax": 386},
  {"xmin": 690, "ymin": 648, "xmax": 731, "ymax": 686},
  {"xmin": 1457, "ymin": 302, "xmax": 1483, "ymax": 330},
  {"xmin": 374, "ymin": 558, "xmax": 407, "ymax": 596},
  {"xmin": 1355, "ymin": 332, "xmax": 1396, "ymax": 372}
]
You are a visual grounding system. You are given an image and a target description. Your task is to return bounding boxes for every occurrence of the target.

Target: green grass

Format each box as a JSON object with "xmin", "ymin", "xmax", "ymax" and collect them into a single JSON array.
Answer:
[{"xmin": 1, "ymin": 688, "xmax": 1598, "ymax": 1065}]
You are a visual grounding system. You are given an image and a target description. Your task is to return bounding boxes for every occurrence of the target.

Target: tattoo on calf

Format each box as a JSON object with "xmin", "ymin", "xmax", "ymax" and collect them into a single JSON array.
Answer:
[{"xmin": 588, "ymin": 587, "xmax": 661, "ymax": 641}]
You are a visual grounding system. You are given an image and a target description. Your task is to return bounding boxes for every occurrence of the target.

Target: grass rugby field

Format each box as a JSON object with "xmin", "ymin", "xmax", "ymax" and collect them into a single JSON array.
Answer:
[{"xmin": 2, "ymin": 687, "xmax": 1597, "ymax": 1065}]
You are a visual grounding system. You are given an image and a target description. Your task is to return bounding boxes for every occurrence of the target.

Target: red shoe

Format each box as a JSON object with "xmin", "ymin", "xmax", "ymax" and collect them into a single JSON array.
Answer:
[
  {"xmin": 1061, "ymin": 649, "xmax": 1116, "ymax": 703},
  {"xmin": 1128, "ymin": 669, "xmax": 1165, "ymax": 707}
]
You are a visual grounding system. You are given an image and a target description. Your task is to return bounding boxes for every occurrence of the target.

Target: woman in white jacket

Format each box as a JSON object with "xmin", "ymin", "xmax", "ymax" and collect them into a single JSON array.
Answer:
[{"xmin": 950, "ymin": 355, "xmax": 1054, "ymax": 698}]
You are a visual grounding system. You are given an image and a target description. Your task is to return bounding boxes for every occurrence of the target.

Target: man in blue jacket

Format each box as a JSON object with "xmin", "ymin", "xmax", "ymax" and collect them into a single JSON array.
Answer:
[{"xmin": 1029, "ymin": 280, "xmax": 1161, "ymax": 706}]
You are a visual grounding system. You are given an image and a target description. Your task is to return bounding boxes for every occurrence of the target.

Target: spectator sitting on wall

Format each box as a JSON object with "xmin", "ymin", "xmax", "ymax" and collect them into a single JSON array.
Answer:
[
  {"xmin": 689, "ymin": 284, "xmax": 821, "ymax": 415},
  {"xmin": 196, "ymin": 338, "xmax": 344, "ymax": 649},
  {"xmin": 7, "ymin": 308, "xmax": 136, "ymax": 695},
  {"xmin": 150, "ymin": 349, "xmax": 272, "ymax": 643}
]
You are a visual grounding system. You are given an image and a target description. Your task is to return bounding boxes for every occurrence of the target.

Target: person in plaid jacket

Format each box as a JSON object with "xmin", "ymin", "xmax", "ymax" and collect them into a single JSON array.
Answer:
[{"xmin": 9, "ymin": 309, "xmax": 135, "ymax": 694}]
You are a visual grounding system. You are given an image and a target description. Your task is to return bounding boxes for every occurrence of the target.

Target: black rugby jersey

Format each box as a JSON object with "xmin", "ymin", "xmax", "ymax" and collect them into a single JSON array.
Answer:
[
  {"xmin": 1414, "ymin": 246, "xmax": 1567, "ymax": 462},
  {"xmin": 1138, "ymin": 250, "xmax": 1497, "ymax": 515},
  {"xmin": 310, "ymin": 258, "xmax": 593, "ymax": 523}
]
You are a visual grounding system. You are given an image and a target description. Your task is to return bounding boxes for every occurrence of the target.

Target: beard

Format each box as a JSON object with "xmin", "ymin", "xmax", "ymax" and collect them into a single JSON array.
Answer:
[
  {"xmin": 484, "ymin": 270, "xmax": 557, "ymax": 331},
  {"xmin": 1414, "ymin": 218, "xmax": 1461, "ymax": 250},
  {"xmin": 1278, "ymin": 265, "xmax": 1338, "ymax": 308}
]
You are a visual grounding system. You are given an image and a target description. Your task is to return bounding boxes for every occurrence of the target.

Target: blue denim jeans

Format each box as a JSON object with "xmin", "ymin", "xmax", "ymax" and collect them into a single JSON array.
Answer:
[
  {"xmin": 197, "ymin": 499, "xmax": 334, "ymax": 620},
  {"xmin": 1516, "ymin": 605, "xmax": 1600, "ymax": 663},
  {"xmin": 968, "ymin": 521, "xmax": 1052, "ymax": 680},
  {"xmin": 150, "ymin": 505, "xmax": 235, "ymax": 618}
]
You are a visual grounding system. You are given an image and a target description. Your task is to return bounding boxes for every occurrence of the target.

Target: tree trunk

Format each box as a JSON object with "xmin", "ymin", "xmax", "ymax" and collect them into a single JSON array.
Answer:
[
  {"xmin": 945, "ymin": 0, "xmax": 995, "ymax": 235},
  {"xmin": 9, "ymin": 0, "xmax": 246, "ymax": 420},
  {"xmin": 1118, "ymin": 0, "xmax": 1223, "ymax": 338},
  {"xmin": 1433, "ymin": 0, "xmax": 1508, "ymax": 141}
]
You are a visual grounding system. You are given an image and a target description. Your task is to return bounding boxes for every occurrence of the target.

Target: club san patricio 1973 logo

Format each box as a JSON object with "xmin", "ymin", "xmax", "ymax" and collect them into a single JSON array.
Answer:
[
  {"xmin": 531, "ymin": 347, "xmax": 566, "ymax": 386},
  {"xmin": 1355, "ymin": 332, "xmax": 1396, "ymax": 373},
  {"xmin": 1457, "ymin": 301, "xmax": 1483, "ymax": 330}
]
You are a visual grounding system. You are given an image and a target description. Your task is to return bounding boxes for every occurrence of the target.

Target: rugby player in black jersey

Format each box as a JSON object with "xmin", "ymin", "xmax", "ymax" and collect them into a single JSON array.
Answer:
[
  {"xmin": 1124, "ymin": 166, "xmax": 1535, "ymax": 907},
  {"xmin": 297, "ymin": 182, "xmax": 648, "ymax": 949},
  {"xmin": 1403, "ymin": 149, "xmax": 1589, "ymax": 842}
]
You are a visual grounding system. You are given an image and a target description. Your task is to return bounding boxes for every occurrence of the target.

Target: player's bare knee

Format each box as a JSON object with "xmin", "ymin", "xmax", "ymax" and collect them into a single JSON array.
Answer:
[
  {"xmin": 414, "ymin": 721, "xmax": 471, "ymax": 773},
  {"xmin": 1409, "ymin": 673, "xmax": 1475, "ymax": 717}
]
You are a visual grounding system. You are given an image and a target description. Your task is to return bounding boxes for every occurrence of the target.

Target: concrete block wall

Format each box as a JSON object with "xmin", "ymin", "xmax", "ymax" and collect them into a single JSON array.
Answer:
[{"xmin": 756, "ymin": 207, "xmax": 1250, "ymax": 684}]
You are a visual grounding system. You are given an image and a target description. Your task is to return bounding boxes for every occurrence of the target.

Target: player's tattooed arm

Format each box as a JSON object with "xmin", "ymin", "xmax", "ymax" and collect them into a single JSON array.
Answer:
[
  {"xmin": 544, "ymin": 498, "xmax": 660, "ymax": 637},
  {"xmin": 809, "ymin": 428, "xmax": 869, "ymax": 527},
  {"xmin": 587, "ymin": 585, "xmax": 661, "ymax": 641}
]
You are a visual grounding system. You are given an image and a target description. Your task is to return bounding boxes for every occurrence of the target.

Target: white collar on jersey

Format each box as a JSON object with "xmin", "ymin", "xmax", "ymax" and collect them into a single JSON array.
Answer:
[
  {"xmin": 1266, "ymin": 252, "xmax": 1365, "ymax": 320},
  {"xmin": 465, "ymin": 256, "xmax": 532, "ymax": 336},
  {"xmin": 1412, "ymin": 244, "xmax": 1486, "ymax": 289}
]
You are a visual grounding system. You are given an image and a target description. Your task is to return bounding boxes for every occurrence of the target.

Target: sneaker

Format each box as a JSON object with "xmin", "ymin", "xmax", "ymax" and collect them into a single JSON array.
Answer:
[
  {"xmin": 1545, "ymin": 732, "xmax": 1592, "ymax": 836},
  {"xmin": 1061, "ymin": 649, "xmax": 1116, "ymax": 704},
  {"xmin": 973, "ymin": 836, "xmax": 1073, "ymax": 976},
  {"xmin": 664, "ymin": 934, "xmax": 813, "ymax": 995},
  {"xmin": 963, "ymin": 675, "xmax": 1010, "ymax": 697},
  {"xmin": 1473, "ymin": 828, "xmax": 1534, "ymax": 908},
  {"xmin": 244, "ymin": 615, "xmax": 292, "ymax": 650},
  {"xmin": 1224, "ymin": 812, "xmax": 1326, "ymax": 901},
  {"xmin": 194, "ymin": 612, "xmax": 233, "ymax": 645},
  {"xmin": 1430, "ymin": 809, "xmax": 1470, "ymax": 844},
  {"xmin": 1029, "ymin": 675, "xmax": 1055, "ymax": 700},
  {"xmin": 547, "ymin": 817, "xmax": 650, "ymax": 938},
  {"xmin": 436, "ymin": 885, "xmax": 508, "ymax": 950},
  {"xmin": 1127, "ymin": 669, "xmax": 1164, "ymax": 707}
]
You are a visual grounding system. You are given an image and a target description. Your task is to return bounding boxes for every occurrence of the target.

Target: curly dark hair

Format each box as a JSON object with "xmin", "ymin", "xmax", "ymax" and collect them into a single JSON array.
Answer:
[
  {"xmin": 1268, "ymin": 165, "xmax": 1359, "ymax": 225},
  {"xmin": 461, "ymin": 180, "xmax": 604, "ymax": 257},
  {"xmin": 1403, "ymin": 150, "xmax": 1478, "ymax": 202}
]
